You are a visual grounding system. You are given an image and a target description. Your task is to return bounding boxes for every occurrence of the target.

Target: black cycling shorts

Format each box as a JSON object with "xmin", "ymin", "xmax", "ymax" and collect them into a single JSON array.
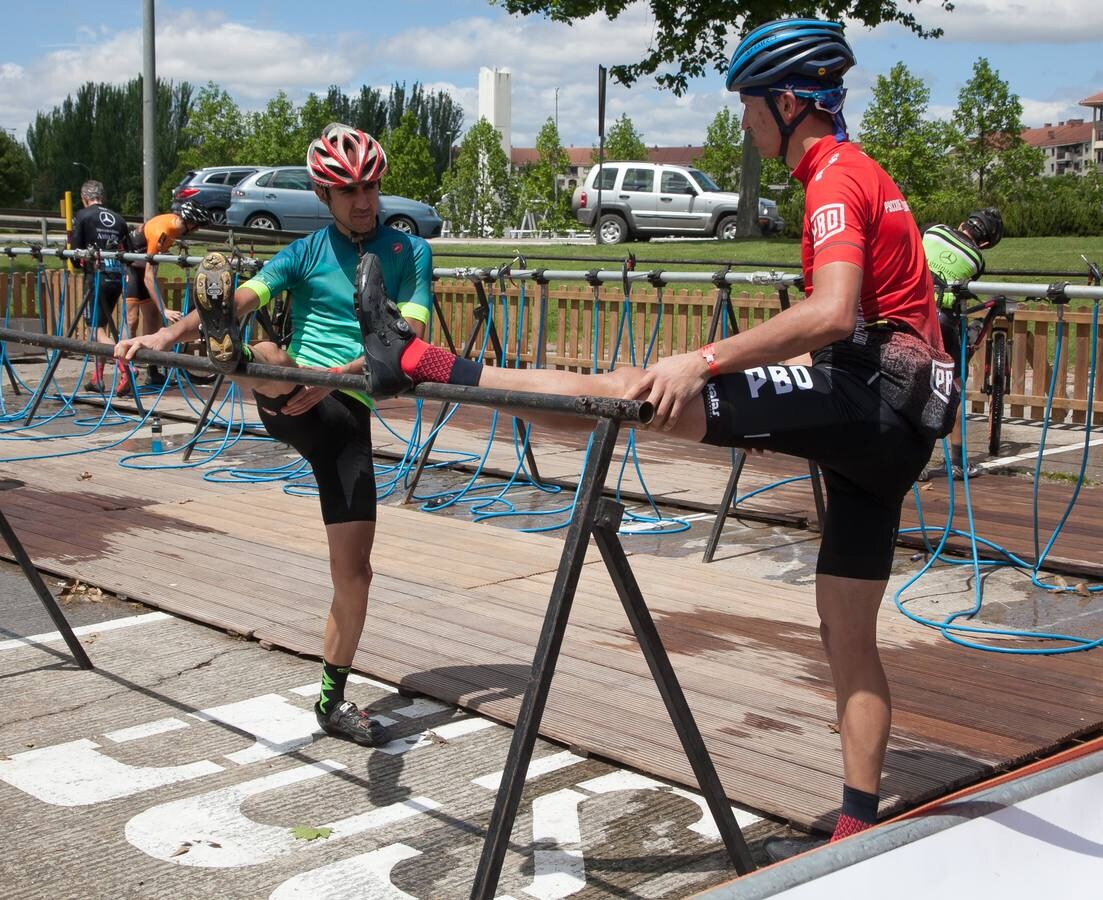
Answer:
[
  {"xmin": 125, "ymin": 265, "xmax": 152, "ymax": 302},
  {"xmin": 82, "ymin": 272, "xmax": 123, "ymax": 330},
  {"xmin": 700, "ymin": 352, "xmax": 933, "ymax": 581},
  {"xmin": 255, "ymin": 388, "xmax": 377, "ymax": 525}
]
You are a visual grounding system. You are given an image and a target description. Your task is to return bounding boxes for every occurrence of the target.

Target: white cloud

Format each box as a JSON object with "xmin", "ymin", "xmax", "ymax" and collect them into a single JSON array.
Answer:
[
  {"xmin": 869, "ymin": 1, "xmax": 1103, "ymax": 43},
  {"xmin": 1, "ymin": 10, "xmax": 361, "ymax": 138}
]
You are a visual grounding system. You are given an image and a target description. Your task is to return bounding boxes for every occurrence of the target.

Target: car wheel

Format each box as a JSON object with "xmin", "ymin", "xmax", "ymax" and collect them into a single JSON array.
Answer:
[
  {"xmin": 245, "ymin": 213, "xmax": 280, "ymax": 230},
  {"xmin": 716, "ymin": 215, "xmax": 739, "ymax": 241},
  {"xmin": 597, "ymin": 213, "xmax": 628, "ymax": 245},
  {"xmin": 209, "ymin": 208, "xmax": 228, "ymax": 226},
  {"xmin": 386, "ymin": 215, "xmax": 416, "ymax": 235}
]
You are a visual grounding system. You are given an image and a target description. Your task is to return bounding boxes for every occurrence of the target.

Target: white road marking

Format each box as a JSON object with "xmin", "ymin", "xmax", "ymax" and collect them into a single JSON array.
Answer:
[
  {"xmin": 578, "ymin": 770, "xmax": 762, "ymax": 835},
  {"xmin": 287, "ymin": 674, "xmax": 376, "ymax": 697},
  {"xmin": 126, "ymin": 760, "xmax": 345, "ymax": 867},
  {"xmin": 376, "ymin": 716, "xmax": 498, "ymax": 756},
  {"xmin": 392, "ymin": 698, "xmax": 451, "ymax": 718},
  {"xmin": 190, "ymin": 694, "xmax": 323, "ymax": 765},
  {"xmin": 524, "ymin": 789, "xmax": 588, "ymax": 899},
  {"xmin": 269, "ymin": 843, "xmax": 422, "ymax": 899},
  {"xmin": 473, "ymin": 750, "xmax": 587, "ymax": 790},
  {"xmin": 125, "ymin": 760, "xmax": 436, "ymax": 868},
  {"xmin": 525, "ymin": 849, "xmax": 586, "ymax": 900},
  {"xmin": 0, "ymin": 738, "xmax": 222, "ymax": 806},
  {"xmin": 0, "ymin": 611, "xmax": 170, "ymax": 653},
  {"xmin": 104, "ymin": 717, "xmax": 190, "ymax": 743},
  {"xmin": 976, "ymin": 436, "xmax": 1103, "ymax": 470},
  {"xmin": 532, "ymin": 788, "xmax": 586, "ymax": 844}
]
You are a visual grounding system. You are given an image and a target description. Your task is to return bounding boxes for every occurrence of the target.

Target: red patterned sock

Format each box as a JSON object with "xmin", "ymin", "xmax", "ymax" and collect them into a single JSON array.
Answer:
[
  {"xmin": 830, "ymin": 813, "xmax": 873, "ymax": 842},
  {"xmin": 400, "ymin": 338, "xmax": 482, "ymax": 386},
  {"xmin": 94, "ymin": 358, "xmax": 104, "ymax": 381}
]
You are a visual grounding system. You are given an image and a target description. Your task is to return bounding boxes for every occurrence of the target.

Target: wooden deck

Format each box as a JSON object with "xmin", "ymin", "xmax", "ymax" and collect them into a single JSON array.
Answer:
[{"xmin": 2, "ymin": 395, "xmax": 1101, "ymax": 833}]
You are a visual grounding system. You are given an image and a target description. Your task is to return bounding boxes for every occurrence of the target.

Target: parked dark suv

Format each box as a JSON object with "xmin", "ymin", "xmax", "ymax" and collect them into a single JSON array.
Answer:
[
  {"xmin": 571, "ymin": 161, "xmax": 784, "ymax": 244},
  {"xmin": 171, "ymin": 166, "xmax": 260, "ymax": 225}
]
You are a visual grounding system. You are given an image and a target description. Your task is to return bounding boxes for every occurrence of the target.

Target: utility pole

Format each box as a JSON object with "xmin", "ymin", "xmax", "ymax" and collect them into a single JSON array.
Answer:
[
  {"xmin": 142, "ymin": 0, "xmax": 157, "ymax": 220},
  {"xmin": 554, "ymin": 87, "xmax": 559, "ymax": 132},
  {"xmin": 596, "ymin": 66, "xmax": 606, "ymax": 245}
]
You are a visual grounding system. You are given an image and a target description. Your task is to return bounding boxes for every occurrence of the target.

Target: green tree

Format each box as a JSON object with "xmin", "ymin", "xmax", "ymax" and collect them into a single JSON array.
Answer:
[
  {"xmin": 159, "ymin": 82, "xmax": 245, "ymax": 205},
  {"xmin": 858, "ymin": 62, "xmax": 951, "ymax": 199},
  {"xmin": 298, "ymin": 91, "xmax": 344, "ymax": 148},
  {"xmin": 240, "ymin": 91, "xmax": 302, "ymax": 166},
  {"xmin": 25, "ymin": 77, "xmax": 193, "ymax": 214},
  {"xmin": 440, "ymin": 118, "xmax": 516, "ymax": 237},
  {"xmin": 0, "ymin": 132, "xmax": 33, "ymax": 206},
  {"xmin": 494, "ymin": 3, "xmax": 953, "ymax": 234},
  {"xmin": 596, "ymin": 114, "xmax": 647, "ymax": 162},
  {"xmin": 519, "ymin": 118, "xmax": 572, "ymax": 231},
  {"xmin": 950, "ymin": 58, "xmax": 1034, "ymax": 196},
  {"xmin": 697, "ymin": 107, "xmax": 742, "ymax": 191},
  {"xmin": 382, "ymin": 110, "xmax": 438, "ymax": 203}
]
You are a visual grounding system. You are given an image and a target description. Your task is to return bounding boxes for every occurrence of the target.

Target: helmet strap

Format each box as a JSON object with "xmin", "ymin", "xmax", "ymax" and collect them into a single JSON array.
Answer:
[{"xmin": 765, "ymin": 93, "xmax": 813, "ymax": 164}]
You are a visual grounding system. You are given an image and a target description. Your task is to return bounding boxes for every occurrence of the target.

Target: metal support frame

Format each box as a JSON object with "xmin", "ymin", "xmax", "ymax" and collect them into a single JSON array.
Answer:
[
  {"xmin": 470, "ymin": 416, "xmax": 754, "ymax": 898},
  {"xmin": 1, "ymin": 352, "xmax": 20, "ymax": 395},
  {"xmin": 0, "ymin": 323, "xmax": 749, "ymax": 894},
  {"xmin": 22, "ymin": 274, "xmax": 145, "ymax": 425},
  {"xmin": 0, "ymin": 503, "xmax": 93, "ymax": 670},
  {"xmin": 403, "ymin": 277, "xmax": 541, "ymax": 503},
  {"xmin": 180, "ymin": 306, "xmax": 281, "ymax": 463},
  {"xmin": 703, "ymin": 284, "xmax": 825, "ymax": 563}
]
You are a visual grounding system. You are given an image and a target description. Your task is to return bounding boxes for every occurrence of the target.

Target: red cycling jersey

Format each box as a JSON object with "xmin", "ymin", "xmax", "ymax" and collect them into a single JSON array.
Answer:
[{"xmin": 792, "ymin": 135, "xmax": 941, "ymax": 350}]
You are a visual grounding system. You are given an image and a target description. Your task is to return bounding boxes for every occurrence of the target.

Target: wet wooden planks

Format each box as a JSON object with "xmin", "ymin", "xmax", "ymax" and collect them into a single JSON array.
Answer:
[{"xmin": 1, "ymin": 435, "xmax": 1101, "ymax": 831}]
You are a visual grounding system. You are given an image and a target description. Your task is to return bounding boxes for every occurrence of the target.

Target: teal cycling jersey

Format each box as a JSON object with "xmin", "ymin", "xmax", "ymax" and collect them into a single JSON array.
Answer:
[
  {"xmin": 241, "ymin": 224, "xmax": 433, "ymax": 406},
  {"xmin": 922, "ymin": 224, "xmax": 985, "ymax": 310}
]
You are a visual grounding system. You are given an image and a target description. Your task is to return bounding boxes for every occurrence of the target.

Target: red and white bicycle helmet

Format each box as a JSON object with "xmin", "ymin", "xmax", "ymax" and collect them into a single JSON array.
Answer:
[{"xmin": 306, "ymin": 122, "xmax": 388, "ymax": 188}]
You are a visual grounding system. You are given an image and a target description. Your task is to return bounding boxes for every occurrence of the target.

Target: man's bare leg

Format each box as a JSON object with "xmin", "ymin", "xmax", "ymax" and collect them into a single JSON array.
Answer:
[
  {"xmin": 322, "ymin": 520, "xmax": 375, "ymax": 665},
  {"xmin": 312, "ymin": 519, "xmax": 386, "ymax": 746},
  {"xmin": 475, "ymin": 364, "xmax": 707, "ymax": 442},
  {"xmin": 138, "ymin": 298, "xmax": 161, "ymax": 337},
  {"xmin": 816, "ymin": 574, "xmax": 891, "ymax": 836}
]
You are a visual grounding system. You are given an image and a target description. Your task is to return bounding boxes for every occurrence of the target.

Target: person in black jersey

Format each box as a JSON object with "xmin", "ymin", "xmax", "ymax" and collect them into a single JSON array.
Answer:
[{"xmin": 71, "ymin": 180, "xmax": 129, "ymax": 394}]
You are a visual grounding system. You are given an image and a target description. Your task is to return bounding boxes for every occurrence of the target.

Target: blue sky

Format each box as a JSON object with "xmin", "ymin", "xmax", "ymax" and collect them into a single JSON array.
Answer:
[{"xmin": 4, "ymin": 1, "xmax": 1102, "ymax": 150}]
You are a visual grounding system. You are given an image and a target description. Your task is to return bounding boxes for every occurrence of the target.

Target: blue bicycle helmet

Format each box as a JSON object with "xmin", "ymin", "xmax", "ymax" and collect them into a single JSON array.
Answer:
[
  {"xmin": 726, "ymin": 18, "xmax": 856, "ymax": 160},
  {"xmin": 726, "ymin": 18, "xmax": 855, "ymax": 92}
]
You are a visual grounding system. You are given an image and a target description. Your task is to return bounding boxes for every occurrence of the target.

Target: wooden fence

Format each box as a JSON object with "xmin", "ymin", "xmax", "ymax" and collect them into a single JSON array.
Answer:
[{"xmin": 4, "ymin": 270, "xmax": 1102, "ymax": 424}]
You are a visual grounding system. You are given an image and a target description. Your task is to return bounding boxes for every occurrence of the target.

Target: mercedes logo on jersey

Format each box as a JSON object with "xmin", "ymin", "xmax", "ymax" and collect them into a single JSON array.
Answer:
[{"xmin": 99, "ymin": 210, "xmax": 118, "ymax": 227}]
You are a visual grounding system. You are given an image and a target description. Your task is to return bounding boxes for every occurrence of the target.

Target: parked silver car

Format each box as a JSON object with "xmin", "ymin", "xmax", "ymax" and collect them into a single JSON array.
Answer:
[
  {"xmin": 227, "ymin": 166, "xmax": 444, "ymax": 237},
  {"xmin": 571, "ymin": 161, "xmax": 784, "ymax": 244}
]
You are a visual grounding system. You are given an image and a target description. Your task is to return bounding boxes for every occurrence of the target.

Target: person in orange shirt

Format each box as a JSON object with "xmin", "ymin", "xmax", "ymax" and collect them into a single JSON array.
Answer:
[{"xmin": 122, "ymin": 200, "xmax": 210, "ymax": 392}]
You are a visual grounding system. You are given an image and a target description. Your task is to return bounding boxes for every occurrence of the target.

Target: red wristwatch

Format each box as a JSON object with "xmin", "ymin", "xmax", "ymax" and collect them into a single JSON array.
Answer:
[{"xmin": 699, "ymin": 343, "xmax": 720, "ymax": 377}]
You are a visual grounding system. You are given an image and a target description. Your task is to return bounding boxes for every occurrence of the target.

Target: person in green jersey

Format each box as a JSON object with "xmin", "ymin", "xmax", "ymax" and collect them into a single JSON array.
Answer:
[
  {"xmin": 115, "ymin": 124, "xmax": 433, "ymax": 746},
  {"xmin": 921, "ymin": 208, "xmax": 1004, "ymax": 479}
]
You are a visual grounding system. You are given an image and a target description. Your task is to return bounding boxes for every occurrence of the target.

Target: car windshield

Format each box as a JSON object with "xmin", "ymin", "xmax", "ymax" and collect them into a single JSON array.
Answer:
[{"xmin": 688, "ymin": 169, "xmax": 721, "ymax": 192}]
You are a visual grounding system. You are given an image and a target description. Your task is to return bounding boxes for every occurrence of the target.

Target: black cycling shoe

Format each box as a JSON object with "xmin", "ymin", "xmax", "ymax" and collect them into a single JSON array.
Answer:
[
  {"xmin": 194, "ymin": 251, "xmax": 240, "ymax": 374},
  {"xmin": 146, "ymin": 365, "xmax": 167, "ymax": 386},
  {"xmin": 763, "ymin": 834, "xmax": 828, "ymax": 863},
  {"xmin": 952, "ymin": 462, "xmax": 982, "ymax": 481},
  {"xmin": 314, "ymin": 699, "xmax": 388, "ymax": 747},
  {"xmin": 355, "ymin": 251, "xmax": 413, "ymax": 398}
]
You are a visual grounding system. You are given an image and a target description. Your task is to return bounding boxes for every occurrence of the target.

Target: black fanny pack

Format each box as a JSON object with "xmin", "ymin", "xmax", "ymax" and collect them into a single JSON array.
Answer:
[{"xmin": 869, "ymin": 329, "xmax": 960, "ymax": 440}]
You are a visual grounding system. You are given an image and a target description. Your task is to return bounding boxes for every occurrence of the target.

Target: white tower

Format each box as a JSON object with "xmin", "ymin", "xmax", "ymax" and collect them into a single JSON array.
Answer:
[{"xmin": 478, "ymin": 67, "xmax": 512, "ymax": 161}]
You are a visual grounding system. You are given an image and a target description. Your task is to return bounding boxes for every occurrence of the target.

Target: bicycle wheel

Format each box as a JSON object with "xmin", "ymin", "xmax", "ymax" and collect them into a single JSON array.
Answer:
[{"xmin": 987, "ymin": 330, "xmax": 1007, "ymax": 456}]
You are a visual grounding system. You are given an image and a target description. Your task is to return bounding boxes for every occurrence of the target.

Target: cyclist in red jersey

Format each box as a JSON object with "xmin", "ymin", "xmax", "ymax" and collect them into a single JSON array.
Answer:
[{"xmin": 357, "ymin": 18, "xmax": 957, "ymax": 849}]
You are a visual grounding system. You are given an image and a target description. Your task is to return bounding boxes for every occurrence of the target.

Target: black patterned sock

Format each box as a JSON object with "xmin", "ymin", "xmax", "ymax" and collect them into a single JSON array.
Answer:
[{"xmin": 318, "ymin": 660, "xmax": 350, "ymax": 714}]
